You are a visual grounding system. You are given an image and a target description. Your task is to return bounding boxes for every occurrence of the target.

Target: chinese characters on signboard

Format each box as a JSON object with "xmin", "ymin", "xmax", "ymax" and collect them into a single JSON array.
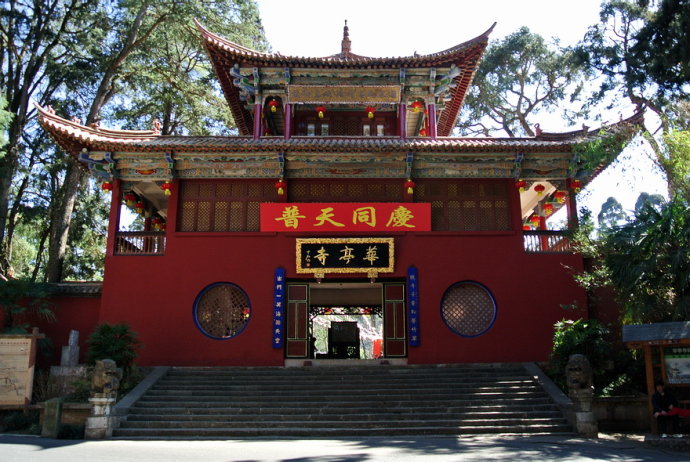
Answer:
[
  {"xmin": 664, "ymin": 346, "xmax": 690, "ymax": 384},
  {"xmin": 272, "ymin": 268, "xmax": 285, "ymax": 348},
  {"xmin": 296, "ymin": 238, "xmax": 394, "ymax": 276},
  {"xmin": 407, "ymin": 266, "xmax": 420, "ymax": 347},
  {"xmin": 261, "ymin": 203, "xmax": 431, "ymax": 233}
]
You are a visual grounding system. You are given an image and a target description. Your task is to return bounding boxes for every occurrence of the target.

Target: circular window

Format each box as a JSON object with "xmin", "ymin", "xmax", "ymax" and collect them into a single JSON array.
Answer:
[
  {"xmin": 193, "ymin": 283, "xmax": 251, "ymax": 339},
  {"xmin": 441, "ymin": 281, "xmax": 497, "ymax": 337}
]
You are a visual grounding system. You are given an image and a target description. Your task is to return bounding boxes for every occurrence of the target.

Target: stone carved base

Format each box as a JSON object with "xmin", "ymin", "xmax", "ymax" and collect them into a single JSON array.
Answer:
[
  {"xmin": 85, "ymin": 396, "xmax": 118, "ymax": 439},
  {"xmin": 84, "ymin": 415, "xmax": 119, "ymax": 440}
]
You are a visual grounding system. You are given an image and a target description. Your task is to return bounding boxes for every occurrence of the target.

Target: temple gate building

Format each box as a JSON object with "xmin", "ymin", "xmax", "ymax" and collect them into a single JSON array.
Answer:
[{"xmin": 37, "ymin": 22, "xmax": 641, "ymax": 367}]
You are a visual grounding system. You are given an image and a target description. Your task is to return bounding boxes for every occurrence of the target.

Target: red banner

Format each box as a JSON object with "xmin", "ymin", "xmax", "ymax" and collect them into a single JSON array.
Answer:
[{"xmin": 261, "ymin": 203, "xmax": 431, "ymax": 232}]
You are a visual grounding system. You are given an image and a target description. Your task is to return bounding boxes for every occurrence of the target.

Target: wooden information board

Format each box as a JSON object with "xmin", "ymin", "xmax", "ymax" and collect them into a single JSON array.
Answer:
[{"xmin": 0, "ymin": 331, "xmax": 43, "ymax": 407}]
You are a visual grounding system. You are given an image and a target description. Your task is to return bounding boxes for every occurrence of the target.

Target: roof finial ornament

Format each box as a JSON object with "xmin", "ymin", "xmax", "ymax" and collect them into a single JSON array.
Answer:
[{"xmin": 341, "ymin": 19, "xmax": 351, "ymax": 55}]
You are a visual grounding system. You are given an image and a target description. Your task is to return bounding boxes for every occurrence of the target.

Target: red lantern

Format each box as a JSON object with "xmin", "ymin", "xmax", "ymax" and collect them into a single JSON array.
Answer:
[
  {"xmin": 533, "ymin": 184, "xmax": 545, "ymax": 196},
  {"xmin": 366, "ymin": 106, "xmax": 376, "ymax": 119},
  {"xmin": 315, "ymin": 105, "xmax": 326, "ymax": 119},
  {"xmin": 124, "ymin": 192, "xmax": 136, "ymax": 206},
  {"xmin": 522, "ymin": 225, "xmax": 531, "ymax": 231},
  {"xmin": 274, "ymin": 179, "xmax": 287, "ymax": 196},
  {"xmin": 410, "ymin": 101, "xmax": 424, "ymax": 113},
  {"xmin": 419, "ymin": 128, "xmax": 428, "ymax": 137},
  {"xmin": 135, "ymin": 201, "xmax": 145, "ymax": 214},
  {"xmin": 543, "ymin": 203, "xmax": 554, "ymax": 215},
  {"xmin": 515, "ymin": 179, "xmax": 527, "ymax": 192},
  {"xmin": 553, "ymin": 191, "xmax": 567, "ymax": 203},
  {"xmin": 101, "ymin": 181, "xmax": 113, "ymax": 193},
  {"xmin": 404, "ymin": 179, "xmax": 416, "ymax": 195},
  {"xmin": 530, "ymin": 215, "xmax": 541, "ymax": 226},
  {"xmin": 567, "ymin": 179, "xmax": 582, "ymax": 193},
  {"xmin": 161, "ymin": 181, "xmax": 172, "ymax": 196},
  {"xmin": 268, "ymin": 100, "xmax": 280, "ymax": 113},
  {"xmin": 152, "ymin": 217, "xmax": 163, "ymax": 231}
]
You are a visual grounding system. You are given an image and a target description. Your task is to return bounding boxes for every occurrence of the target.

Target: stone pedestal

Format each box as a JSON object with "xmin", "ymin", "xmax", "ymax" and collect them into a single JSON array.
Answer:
[
  {"xmin": 570, "ymin": 388, "xmax": 599, "ymax": 438},
  {"xmin": 49, "ymin": 330, "xmax": 86, "ymax": 395},
  {"xmin": 84, "ymin": 396, "xmax": 118, "ymax": 440},
  {"xmin": 41, "ymin": 397, "xmax": 63, "ymax": 438}
]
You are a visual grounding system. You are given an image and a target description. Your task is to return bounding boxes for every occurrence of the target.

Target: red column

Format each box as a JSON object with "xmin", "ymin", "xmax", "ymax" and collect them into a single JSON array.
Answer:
[
  {"xmin": 105, "ymin": 179, "xmax": 122, "ymax": 258},
  {"xmin": 253, "ymin": 102, "xmax": 262, "ymax": 139},
  {"xmin": 427, "ymin": 103, "xmax": 437, "ymax": 139},
  {"xmin": 539, "ymin": 215, "xmax": 549, "ymax": 251},
  {"xmin": 284, "ymin": 103, "xmax": 292, "ymax": 140},
  {"xmin": 398, "ymin": 103, "xmax": 407, "ymax": 138},
  {"xmin": 566, "ymin": 191, "xmax": 579, "ymax": 230}
]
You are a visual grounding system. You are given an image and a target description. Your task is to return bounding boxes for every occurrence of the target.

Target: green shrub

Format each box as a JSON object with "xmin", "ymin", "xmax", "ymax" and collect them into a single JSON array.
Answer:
[
  {"xmin": 548, "ymin": 318, "xmax": 644, "ymax": 395},
  {"xmin": 86, "ymin": 323, "xmax": 140, "ymax": 379}
]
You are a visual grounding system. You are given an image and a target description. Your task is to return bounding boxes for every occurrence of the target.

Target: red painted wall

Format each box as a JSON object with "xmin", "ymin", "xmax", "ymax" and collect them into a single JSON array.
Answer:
[
  {"xmin": 13, "ymin": 295, "xmax": 101, "ymax": 367},
  {"xmin": 98, "ymin": 179, "xmax": 588, "ymax": 367}
]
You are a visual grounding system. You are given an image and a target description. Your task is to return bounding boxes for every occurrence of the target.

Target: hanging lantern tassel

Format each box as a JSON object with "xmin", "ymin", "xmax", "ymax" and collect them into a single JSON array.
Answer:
[
  {"xmin": 534, "ymin": 184, "xmax": 545, "ymax": 196},
  {"xmin": 101, "ymin": 181, "xmax": 113, "ymax": 193},
  {"xmin": 404, "ymin": 179, "xmax": 416, "ymax": 195},
  {"xmin": 315, "ymin": 105, "xmax": 326, "ymax": 119},
  {"xmin": 124, "ymin": 192, "xmax": 137, "ymax": 207},
  {"xmin": 366, "ymin": 106, "xmax": 376, "ymax": 119},
  {"xmin": 161, "ymin": 181, "xmax": 173, "ymax": 196},
  {"xmin": 515, "ymin": 179, "xmax": 527, "ymax": 193},
  {"xmin": 275, "ymin": 179, "xmax": 287, "ymax": 196},
  {"xmin": 135, "ymin": 201, "xmax": 145, "ymax": 214}
]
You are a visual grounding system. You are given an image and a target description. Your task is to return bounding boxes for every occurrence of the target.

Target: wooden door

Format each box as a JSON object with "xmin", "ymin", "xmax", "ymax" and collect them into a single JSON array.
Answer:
[
  {"xmin": 286, "ymin": 284, "xmax": 309, "ymax": 358},
  {"xmin": 383, "ymin": 283, "xmax": 407, "ymax": 357}
]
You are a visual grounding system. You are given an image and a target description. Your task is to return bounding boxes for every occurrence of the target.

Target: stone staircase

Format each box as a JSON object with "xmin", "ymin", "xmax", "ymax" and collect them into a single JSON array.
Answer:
[{"xmin": 113, "ymin": 363, "xmax": 572, "ymax": 438}]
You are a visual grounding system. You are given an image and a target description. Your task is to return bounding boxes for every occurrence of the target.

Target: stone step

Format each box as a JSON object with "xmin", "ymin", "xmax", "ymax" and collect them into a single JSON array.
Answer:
[
  {"xmin": 119, "ymin": 416, "xmax": 568, "ymax": 430},
  {"xmin": 115, "ymin": 364, "xmax": 571, "ymax": 438},
  {"xmin": 112, "ymin": 424, "xmax": 573, "ymax": 438},
  {"xmin": 125, "ymin": 410, "xmax": 565, "ymax": 422},
  {"xmin": 143, "ymin": 386, "xmax": 544, "ymax": 397},
  {"xmin": 128, "ymin": 402, "xmax": 562, "ymax": 416}
]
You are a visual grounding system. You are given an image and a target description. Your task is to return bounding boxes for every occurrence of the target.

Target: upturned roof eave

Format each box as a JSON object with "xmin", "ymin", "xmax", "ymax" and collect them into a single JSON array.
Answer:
[{"xmin": 195, "ymin": 19, "xmax": 496, "ymax": 68}]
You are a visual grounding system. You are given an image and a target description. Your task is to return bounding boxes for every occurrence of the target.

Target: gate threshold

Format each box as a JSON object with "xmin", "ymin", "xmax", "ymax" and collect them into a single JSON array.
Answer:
[{"xmin": 284, "ymin": 358, "xmax": 408, "ymax": 367}]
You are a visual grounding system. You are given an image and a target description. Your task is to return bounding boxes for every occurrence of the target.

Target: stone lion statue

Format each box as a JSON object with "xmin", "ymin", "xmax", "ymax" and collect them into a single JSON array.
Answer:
[
  {"xmin": 566, "ymin": 353, "xmax": 593, "ymax": 392},
  {"xmin": 91, "ymin": 359, "xmax": 122, "ymax": 397}
]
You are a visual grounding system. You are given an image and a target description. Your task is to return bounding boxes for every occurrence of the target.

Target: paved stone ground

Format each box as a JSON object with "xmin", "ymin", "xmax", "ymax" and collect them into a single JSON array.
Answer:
[{"xmin": 1, "ymin": 433, "xmax": 689, "ymax": 461}]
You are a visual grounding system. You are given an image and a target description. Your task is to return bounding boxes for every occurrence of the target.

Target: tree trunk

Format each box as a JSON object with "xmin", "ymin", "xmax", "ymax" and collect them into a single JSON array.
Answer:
[{"xmin": 45, "ymin": 159, "xmax": 82, "ymax": 282}]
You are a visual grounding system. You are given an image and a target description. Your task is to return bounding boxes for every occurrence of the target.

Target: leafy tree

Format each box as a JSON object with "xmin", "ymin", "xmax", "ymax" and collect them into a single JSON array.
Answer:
[
  {"xmin": 86, "ymin": 323, "xmax": 140, "ymax": 379},
  {"xmin": 634, "ymin": 191, "xmax": 666, "ymax": 212},
  {"xmin": 0, "ymin": 94, "xmax": 11, "ymax": 147},
  {"xmin": 603, "ymin": 196, "xmax": 690, "ymax": 323},
  {"xmin": 456, "ymin": 27, "xmax": 588, "ymax": 137},
  {"xmin": 598, "ymin": 197, "xmax": 627, "ymax": 229},
  {"xmin": 0, "ymin": 279, "xmax": 54, "ymax": 332},
  {"xmin": 628, "ymin": 0, "xmax": 690, "ymax": 97}
]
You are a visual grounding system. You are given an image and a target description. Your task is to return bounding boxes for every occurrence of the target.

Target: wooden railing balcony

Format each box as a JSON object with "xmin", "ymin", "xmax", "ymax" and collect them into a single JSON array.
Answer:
[
  {"xmin": 115, "ymin": 231, "xmax": 166, "ymax": 256},
  {"xmin": 523, "ymin": 230, "xmax": 573, "ymax": 253}
]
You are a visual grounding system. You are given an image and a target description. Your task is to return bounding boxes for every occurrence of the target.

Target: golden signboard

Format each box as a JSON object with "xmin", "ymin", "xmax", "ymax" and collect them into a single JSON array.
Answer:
[
  {"xmin": 296, "ymin": 237, "xmax": 394, "ymax": 278},
  {"xmin": 0, "ymin": 331, "xmax": 43, "ymax": 406},
  {"xmin": 288, "ymin": 85, "xmax": 401, "ymax": 104}
]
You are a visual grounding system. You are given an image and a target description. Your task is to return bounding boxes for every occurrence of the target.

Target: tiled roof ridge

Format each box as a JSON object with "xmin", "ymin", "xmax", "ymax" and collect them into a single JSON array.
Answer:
[
  {"xmin": 195, "ymin": 19, "xmax": 495, "ymax": 65},
  {"xmin": 534, "ymin": 110, "xmax": 645, "ymax": 141},
  {"xmin": 35, "ymin": 103, "xmax": 160, "ymax": 144}
]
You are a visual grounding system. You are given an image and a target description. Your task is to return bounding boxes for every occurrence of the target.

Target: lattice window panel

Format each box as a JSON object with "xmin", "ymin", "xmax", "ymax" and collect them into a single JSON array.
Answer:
[
  {"xmin": 441, "ymin": 282, "xmax": 496, "ymax": 337},
  {"xmin": 246, "ymin": 202, "xmax": 260, "ymax": 231},
  {"xmin": 414, "ymin": 180, "xmax": 511, "ymax": 232},
  {"xmin": 194, "ymin": 283, "xmax": 250, "ymax": 339},
  {"xmin": 176, "ymin": 180, "xmax": 273, "ymax": 232},
  {"xmin": 287, "ymin": 181, "xmax": 402, "ymax": 202}
]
